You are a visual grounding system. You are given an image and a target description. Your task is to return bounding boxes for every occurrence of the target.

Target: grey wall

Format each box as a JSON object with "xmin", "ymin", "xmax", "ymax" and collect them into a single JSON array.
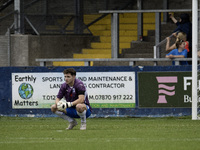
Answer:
[
  {"xmin": 9, "ymin": 35, "xmax": 96, "ymax": 66},
  {"xmin": 0, "ymin": 35, "xmax": 10, "ymax": 66},
  {"xmin": 11, "ymin": 35, "xmax": 29, "ymax": 66}
]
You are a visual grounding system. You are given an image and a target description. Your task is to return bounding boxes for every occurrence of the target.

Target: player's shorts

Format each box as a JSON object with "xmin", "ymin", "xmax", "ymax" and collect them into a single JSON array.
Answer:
[{"xmin": 66, "ymin": 105, "xmax": 91, "ymax": 118}]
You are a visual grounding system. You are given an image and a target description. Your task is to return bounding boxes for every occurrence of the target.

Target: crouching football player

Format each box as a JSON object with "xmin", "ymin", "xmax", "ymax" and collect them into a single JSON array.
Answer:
[{"xmin": 51, "ymin": 68, "xmax": 92, "ymax": 130}]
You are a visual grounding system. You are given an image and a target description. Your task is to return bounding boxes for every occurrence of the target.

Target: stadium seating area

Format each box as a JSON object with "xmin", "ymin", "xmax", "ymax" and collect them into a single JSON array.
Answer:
[
  {"xmin": 53, "ymin": 13, "xmax": 163, "ymax": 66},
  {"xmin": 0, "ymin": 0, "xmax": 196, "ymax": 67}
]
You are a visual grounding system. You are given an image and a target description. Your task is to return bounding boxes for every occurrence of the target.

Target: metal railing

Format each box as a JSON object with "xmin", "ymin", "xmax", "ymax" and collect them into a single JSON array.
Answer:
[
  {"xmin": 36, "ymin": 58, "xmax": 194, "ymax": 67},
  {"xmin": 153, "ymin": 33, "xmax": 174, "ymax": 59},
  {"xmin": 99, "ymin": 9, "xmax": 193, "ymax": 58}
]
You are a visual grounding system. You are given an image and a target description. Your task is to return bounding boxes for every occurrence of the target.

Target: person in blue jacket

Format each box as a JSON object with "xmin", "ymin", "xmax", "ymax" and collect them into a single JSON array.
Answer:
[{"xmin": 166, "ymin": 39, "xmax": 188, "ymax": 65}]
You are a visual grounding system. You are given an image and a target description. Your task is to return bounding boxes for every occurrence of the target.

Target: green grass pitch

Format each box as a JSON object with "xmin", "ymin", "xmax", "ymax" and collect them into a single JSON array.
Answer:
[{"xmin": 0, "ymin": 116, "xmax": 200, "ymax": 150}]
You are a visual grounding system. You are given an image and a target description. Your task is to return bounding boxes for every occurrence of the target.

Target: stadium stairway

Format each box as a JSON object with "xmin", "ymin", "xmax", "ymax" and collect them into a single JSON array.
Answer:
[
  {"xmin": 120, "ymin": 21, "xmax": 177, "ymax": 66},
  {"xmin": 53, "ymin": 13, "xmax": 163, "ymax": 66}
]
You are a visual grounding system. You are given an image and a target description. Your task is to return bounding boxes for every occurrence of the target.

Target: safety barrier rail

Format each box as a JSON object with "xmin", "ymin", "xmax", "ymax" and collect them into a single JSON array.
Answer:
[{"xmin": 36, "ymin": 58, "xmax": 195, "ymax": 66}]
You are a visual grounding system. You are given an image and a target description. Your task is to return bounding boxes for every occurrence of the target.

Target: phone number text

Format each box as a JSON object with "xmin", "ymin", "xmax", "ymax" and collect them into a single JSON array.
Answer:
[{"xmin": 89, "ymin": 95, "xmax": 133, "ymax": 100}]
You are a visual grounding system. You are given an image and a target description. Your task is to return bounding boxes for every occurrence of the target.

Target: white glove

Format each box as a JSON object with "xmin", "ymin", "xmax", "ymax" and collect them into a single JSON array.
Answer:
[
  {"xmin": 57, "ymin": 101, "xmax": 72, "ymax": 111},
  {"xmin": 66, "ymin": 102, "xmax": 73, "ymax": 108}
]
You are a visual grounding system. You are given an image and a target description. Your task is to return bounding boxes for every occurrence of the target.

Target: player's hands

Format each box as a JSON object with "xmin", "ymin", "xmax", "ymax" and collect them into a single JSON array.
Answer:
[
  {"xmin": 57, "ymin": 101, "xmax": 72, "ymax": 111},
  {"xmin": 66, "ymin": 102, "xmax": 72, "ymax": 108}
]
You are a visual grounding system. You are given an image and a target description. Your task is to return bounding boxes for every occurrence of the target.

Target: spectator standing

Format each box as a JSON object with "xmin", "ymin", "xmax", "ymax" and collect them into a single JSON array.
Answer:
[{"xmin": 169, "ymin": 13, "xmax": 192, "ymax": 58}]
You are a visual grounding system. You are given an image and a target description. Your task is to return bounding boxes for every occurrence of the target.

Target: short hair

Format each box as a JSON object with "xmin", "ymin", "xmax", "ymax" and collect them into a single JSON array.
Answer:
[
  {"xmin": 175, "ymin": 39, "xmax": 184, "ymax": 49},
  {"xmin": 63, "ymin": 68, "xmax": 76, "ymax": 76}
]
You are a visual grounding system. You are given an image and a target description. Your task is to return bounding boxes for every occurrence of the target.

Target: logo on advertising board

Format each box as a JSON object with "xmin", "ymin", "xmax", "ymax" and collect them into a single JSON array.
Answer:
[
  {"xmin": 156, "ymin": 76, "xmax": 177, "ymax": 104},
  {"xmin": 18, "ymin": 83, "xmax": 34, "ymax": 99},
  {"xmin": 12, "ymin": 74, "xmax": 40, "ymax": 109},
  {"xmin": 138, "ymin": 72, "xmax": 192, "ymax": 108}
]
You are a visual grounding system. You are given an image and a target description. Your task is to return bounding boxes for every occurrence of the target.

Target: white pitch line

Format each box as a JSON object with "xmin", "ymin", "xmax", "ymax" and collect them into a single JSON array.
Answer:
[{"xmin": 1, "ymin": 137, "xmax": 200, "ymax": 144}]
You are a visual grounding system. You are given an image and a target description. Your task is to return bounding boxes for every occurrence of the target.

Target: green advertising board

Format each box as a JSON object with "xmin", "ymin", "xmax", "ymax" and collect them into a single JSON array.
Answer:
[{"xmin": 138, "ymin": 72, "xmax": 193, "ymax": 108}]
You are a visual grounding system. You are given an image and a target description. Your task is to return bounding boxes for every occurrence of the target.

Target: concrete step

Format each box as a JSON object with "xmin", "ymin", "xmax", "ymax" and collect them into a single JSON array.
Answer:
[
  {"xmin": 143, "ymin": 35, "xmax": 172, "ymax": 42},
  {"xmin": 147, "ymin": 30, "xmax": 156, "ymax": 36},
  {"xmin": 73, "ymin": 53, "xmax": 111, "ymax": 58},
  {"xmin": 120, "ymin": 13, "xmax": 137, "ymax": 18},
  {"xmin": 130, "ymin": 41, "xmax": 154, "ymax": 49},
  {"xmin": 100, "ymin": 36, "xmax": 137, "ymax": 43},
  {"xmin": 88, "ymin": 24, "xmax": 108, "ymax": 30},
  {"xmin": 91, "ymin": 42, "xmax": 130, "ymax": 49},
  {"xmin": 90, "ymin": 23, "xmax": 155, "ymax": 31},
  {"xmin": 119, "ymin": 17, "xmax": 157, "ymax": 24},
  {"xmin": 82, "ymin": 48, "xmax": 111, "ymax": 54},
  {"xmin": 147, "ymin": 25, "xmax": 176, "ymax": 36},
  {"xmin": 144, "ymin": 24, "xmax": 155, "ymax": 30},
  {"xmin": 91, "ymin": 42, "xmax": 111, "ymax": 48},
  {"xmin": 119, "ymin": 30, "xmax": 138, "ymax": 36},
  {"xmin": 119, "ymin": 24, "xmax": 138, "ymax": 30},
  {"xmin": 120, "ymin": 18, "xmax": 137, "ymax": 24},
  {"xmin": 93, "ymin": 19, "xmax": 111, "ymax": 25},
  {"xmin": 147, "ymin": 30, "xmax": 174, "ymax": 37},
  {"xmin": 112, "ymin": 24, "xmax": 155, "ymax": 30},
  {"xmin": 83, "ymin": 48, "xmax": 122, "ymax": 55},
  {"xmin": 92, "ymin": 30, "xmax": 148, "ymax": 36},
  {"xmin": 123, "ymin": 53, "xmax": 153, "ymax": 58},
  {"xmin": 122, "ymin": 47, "xmax": 153, "ymax": 54},
  {"xmin": 92, "ymin": 30, "xmax": 111, "ymax": 36},
  {"xmin": 53, "ymin": 61, "xmax": 86, "ymax": 66}
]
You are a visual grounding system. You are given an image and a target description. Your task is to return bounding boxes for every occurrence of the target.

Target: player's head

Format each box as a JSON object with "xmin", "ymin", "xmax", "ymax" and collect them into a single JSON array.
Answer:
[
  {"xmin": 63, "ymin": 68, "xmax": 76, "ymax": 76},
  {"xmin": 63, "ymin": 68, "xmax": 76, "ymax": 86}
]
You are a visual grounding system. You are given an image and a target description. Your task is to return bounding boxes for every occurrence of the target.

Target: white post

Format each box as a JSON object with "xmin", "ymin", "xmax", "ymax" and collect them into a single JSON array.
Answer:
[
  {"xmin": 192, "ymin": 0, "xmax": 198, "ymax": 120},
  {"xmin": 111, "ymin": 13, "xmax": 119, "ymax": 58},
  {"xmin": 155, "ymin": 12, "xmax": 161, "ymax": 58},
  {"xmin": 14, "ymin": 0, "xmax": 24, "ymax": 34}
]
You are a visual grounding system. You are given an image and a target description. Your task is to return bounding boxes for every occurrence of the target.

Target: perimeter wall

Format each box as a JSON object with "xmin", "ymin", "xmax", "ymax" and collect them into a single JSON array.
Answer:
[{"xmin": 0, "ymin": 65, "xmax": 194, "ymax": 118}]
